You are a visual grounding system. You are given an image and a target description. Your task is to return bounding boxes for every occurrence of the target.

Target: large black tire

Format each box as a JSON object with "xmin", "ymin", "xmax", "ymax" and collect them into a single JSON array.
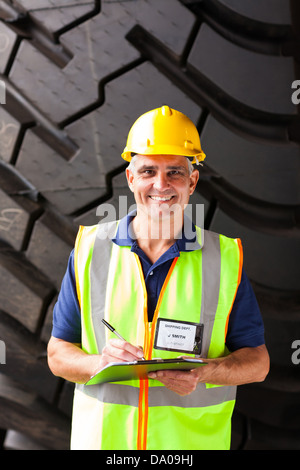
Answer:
[{"xmin": 0, "ymin": 0, "xmax": 299, "ymax": 450}]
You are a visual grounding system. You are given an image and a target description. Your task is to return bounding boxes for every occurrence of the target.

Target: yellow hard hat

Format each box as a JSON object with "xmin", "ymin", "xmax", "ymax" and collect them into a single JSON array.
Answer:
[{"xmin": 121, "ymin": 105, "xmax": 206, "ymax": 165}]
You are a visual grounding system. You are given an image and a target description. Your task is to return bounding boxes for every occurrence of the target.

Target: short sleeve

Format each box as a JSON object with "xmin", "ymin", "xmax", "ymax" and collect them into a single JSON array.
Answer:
[
  {"xmin": 225, "ymin": 269, "xmax": 265, "ymax": 352},
  {"xmin": 51, "ymin": 249, "xmax": 81, "ymax": 343}
]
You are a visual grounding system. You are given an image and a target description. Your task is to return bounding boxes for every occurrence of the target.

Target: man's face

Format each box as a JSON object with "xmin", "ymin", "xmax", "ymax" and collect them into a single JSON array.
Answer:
[{"xmin": 126, "ymin": 154, "xmax": 199, "ymax": 222}]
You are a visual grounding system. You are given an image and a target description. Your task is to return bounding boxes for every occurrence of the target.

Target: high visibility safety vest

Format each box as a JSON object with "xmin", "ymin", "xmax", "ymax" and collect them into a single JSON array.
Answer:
[{"xmin": 71, "ymin": 221, "xmax": 243, "ymax": 450}]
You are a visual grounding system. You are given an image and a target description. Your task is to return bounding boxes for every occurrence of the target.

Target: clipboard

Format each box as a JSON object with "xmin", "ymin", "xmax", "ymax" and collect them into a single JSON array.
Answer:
[{"xmin": 85, "ymin": 358, "xmax": 207, "ymax": 385}]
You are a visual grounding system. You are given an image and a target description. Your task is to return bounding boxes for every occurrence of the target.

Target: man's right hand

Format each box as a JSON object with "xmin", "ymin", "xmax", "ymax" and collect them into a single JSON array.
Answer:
[
  {"xmin": 100, "ymin": 338, "xmax": 145, "ymax": 368},
  {"xmin": 47, "ymin": 336, "xmax": 144, "ymax": 384}
]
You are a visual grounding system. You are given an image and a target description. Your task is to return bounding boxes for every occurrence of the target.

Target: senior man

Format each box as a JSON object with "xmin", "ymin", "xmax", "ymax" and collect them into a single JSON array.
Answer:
[{"xmin": 48, "ymin": 106, "xmax": 269, "ymax": 450}]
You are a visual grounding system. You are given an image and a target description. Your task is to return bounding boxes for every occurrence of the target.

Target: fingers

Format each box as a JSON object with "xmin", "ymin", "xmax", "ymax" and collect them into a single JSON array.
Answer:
[
  {"xmin": 101, "ymin": 338, "xmax": 144, "ymax": 366},
  {"xmin": 148, "ymin": 369, "xmax": 199, "ymax": 396}
]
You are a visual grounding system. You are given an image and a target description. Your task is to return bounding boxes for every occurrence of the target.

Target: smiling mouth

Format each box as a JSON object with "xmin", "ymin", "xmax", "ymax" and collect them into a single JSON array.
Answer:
[{"xmin": 148, "ymin": 195, "xmax": 175, "ymax": 201}]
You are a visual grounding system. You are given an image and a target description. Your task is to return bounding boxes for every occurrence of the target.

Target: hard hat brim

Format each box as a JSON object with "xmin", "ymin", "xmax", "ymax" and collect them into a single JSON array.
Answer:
[{"xmin": 121, "ymin": 147, "xmax": 206, "ymax": 164}]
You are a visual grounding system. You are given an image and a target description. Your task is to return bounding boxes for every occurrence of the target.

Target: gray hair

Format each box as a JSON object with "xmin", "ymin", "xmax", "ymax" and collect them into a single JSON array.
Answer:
[{"xmin": 127, "ymin": 155, "xmax": 194, "ymax": 175}]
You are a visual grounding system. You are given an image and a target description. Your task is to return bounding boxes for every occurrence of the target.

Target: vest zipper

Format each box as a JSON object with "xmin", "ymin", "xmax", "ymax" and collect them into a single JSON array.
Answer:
[{"xmin": 134, "ymin": 254, "xmax": 179, "ymax": 450}]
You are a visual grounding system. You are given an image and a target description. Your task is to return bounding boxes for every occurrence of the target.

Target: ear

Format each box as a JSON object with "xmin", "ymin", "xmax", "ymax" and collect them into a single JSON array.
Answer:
[
  {"xmin": 189, "ymin": 169, "xmax": 199, "ymax": 195},
  {"xmin": 126, "ymin": 168, "xmax": 135, "ymax": 192}
]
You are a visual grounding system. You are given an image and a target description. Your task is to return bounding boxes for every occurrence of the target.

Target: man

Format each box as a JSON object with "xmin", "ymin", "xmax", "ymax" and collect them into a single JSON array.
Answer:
[{"xmin": 47, "ymin": 106, "xmax": 269, "ymax": 450}]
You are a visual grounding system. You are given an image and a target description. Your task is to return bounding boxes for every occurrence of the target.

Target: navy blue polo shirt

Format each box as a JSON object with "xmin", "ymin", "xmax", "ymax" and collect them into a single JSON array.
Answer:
[{"xmin": 52, "ymin": 213, "xmax": 265, "ymax": 352}]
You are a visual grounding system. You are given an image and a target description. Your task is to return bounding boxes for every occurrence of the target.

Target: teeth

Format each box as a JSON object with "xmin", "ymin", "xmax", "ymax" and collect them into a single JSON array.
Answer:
[{"xmin": 150, "ymin": 196, "xmax": 173, "ymax": 201}]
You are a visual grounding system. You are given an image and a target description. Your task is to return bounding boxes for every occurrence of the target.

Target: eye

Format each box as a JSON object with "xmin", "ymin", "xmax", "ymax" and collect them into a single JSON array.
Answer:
[{"xmin": 168, "ymin": 170, "xmax": 183, "ymax": 176}]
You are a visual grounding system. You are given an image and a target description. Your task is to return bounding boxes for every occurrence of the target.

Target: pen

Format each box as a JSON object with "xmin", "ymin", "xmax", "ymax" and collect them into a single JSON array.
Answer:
[
  {"xmin": 101, "ymin": 319, "xmax": 145, "ymax": 360},
  {"xmin": 101, "ymin": 319, "xmax": 126, "ymax": 340}
]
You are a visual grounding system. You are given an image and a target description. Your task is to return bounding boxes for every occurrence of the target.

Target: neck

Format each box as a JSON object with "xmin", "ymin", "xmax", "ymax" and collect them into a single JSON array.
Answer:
[{"xmin": 132, "ymin": 211, "xmax": 184, "ymax": 262}]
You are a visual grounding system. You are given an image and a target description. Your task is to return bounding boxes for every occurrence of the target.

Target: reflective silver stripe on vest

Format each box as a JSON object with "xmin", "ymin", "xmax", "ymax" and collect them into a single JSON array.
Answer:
[
  {"xmin": 90, "ymin": 220, "xmax": 118, "ymax": 353},
  {"xmin": 200, "ymin": 230, "xmax": 221, "ymax": 357},
  {"xmin": 77, "ymin": 382, "xmax": 236, "ymax": 408}
]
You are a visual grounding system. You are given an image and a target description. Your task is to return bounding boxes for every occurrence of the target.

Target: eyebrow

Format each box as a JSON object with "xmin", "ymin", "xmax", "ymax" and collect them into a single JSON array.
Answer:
[{"xmin": 137, "ymin": 164, "xmax": 188, "ymax": 173}]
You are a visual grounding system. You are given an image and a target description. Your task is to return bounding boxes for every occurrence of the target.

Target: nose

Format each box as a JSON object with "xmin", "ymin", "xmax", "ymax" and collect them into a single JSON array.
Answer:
[{"xmin": 153, "ymin": 171, "xmax": 169, "ymax": 191}]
